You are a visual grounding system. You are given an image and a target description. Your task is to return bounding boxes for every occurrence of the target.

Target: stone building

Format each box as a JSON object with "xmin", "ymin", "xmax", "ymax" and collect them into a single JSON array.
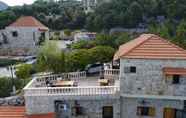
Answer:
[
  {"xmin": 82, "ymin": 0, "xmax": 111, "ymax": 13},
  {"xmin": 23, "ymin": 34, "xmax": 186, "ymax": 118},
  {"xmin": 0, "ymin": 16, "xmax": 49, "ymax": 56},
  {"xmin": 114, "ymin": 34, "xmax": 186, "ymax": 118}
]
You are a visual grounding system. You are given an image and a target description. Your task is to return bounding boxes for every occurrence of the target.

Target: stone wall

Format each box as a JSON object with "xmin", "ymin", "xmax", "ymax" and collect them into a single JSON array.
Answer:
[
  {"xmin": 25, "ymin": 95, "xmax": 120, "ymax": 118},
  {"xmin": 0, "ymin": 27, "xmax": 49, "ymax": 56},
  {"xmin": 121, "ymin": 97, "xmax": 184, "ymax": 118},
  {"xmin": 120, "ymin": 59, "xmax": 186, "ymax": 96}
]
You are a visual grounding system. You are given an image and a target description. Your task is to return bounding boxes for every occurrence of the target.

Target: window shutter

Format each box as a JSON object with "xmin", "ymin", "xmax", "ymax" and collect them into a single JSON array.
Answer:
[
  {"xmin": 124, "ymin": 67, "xmax": 130, "ymax": 73},
  {"xmin": 149, "ymin": 107, "xmax": 155, "ymax": 116}
]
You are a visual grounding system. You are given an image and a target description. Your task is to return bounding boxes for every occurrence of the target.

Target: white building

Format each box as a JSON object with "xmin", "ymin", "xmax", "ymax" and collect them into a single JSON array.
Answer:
[
  {"xmin": 0, "ymin": 16, "xmax": 49, "ymax": 56},
  {"xmin": 74, "ymin": 32, "xmax": 96, "ymax": 42},
  {"xmin": 82, "ymin": 0, "xmax": 111, "ymax": 13}
]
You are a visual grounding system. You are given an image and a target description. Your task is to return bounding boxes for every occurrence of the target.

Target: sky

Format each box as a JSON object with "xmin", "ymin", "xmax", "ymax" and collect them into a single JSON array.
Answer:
[{"xmin": 1, "ymin": 0, "xmax": 36, "ymax": 6}]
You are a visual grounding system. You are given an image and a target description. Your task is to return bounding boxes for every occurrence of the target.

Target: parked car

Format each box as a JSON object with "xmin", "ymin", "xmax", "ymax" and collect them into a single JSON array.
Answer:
[
  {"xmin": 85, "ymin": 63, "xmax": 104, "ymax": 76},
  {"xmin": 20, "ymin": 56, "xmax": 36, "ymax": 62}
]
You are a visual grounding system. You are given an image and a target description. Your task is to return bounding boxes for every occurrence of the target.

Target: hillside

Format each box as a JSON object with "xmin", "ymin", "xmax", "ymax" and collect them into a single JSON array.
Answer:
[{"xmin": 0, "ymin": 0, "xmax": 186, "ymax": 49}]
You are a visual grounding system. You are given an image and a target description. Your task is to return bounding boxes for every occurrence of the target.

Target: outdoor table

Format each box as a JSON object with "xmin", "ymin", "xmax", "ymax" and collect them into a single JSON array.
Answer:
[
  {"xmin": 53, "ymin": 80, "xmax": 75, "ymax": 87},
  {"xmin": 98, "ymin": 79, "xmax": 109, "ymax": 86}
]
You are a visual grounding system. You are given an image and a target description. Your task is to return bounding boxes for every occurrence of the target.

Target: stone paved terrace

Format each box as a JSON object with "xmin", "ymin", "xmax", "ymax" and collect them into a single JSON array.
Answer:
[{"xmin": 24, "ymin": 69, "xmax": 120, "ymax": 97}]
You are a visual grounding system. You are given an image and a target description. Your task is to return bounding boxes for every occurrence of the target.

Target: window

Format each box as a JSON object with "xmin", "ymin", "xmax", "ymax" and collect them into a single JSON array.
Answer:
[
  {"xmin": 12, "ymin": 31, "xmax": 18, "ymax": 37},
  {"xmin": 137, "ymin": 107, "xmax": 155, "ymax": 116},
  {"xmin": 124, "ymin": 66, "xmax": 136, "ymax": 73},
  {"xmin": 75, "ymin": 106, "xmax": 84, "ymax": 116},
  {"xmin": 172, "ymin": 75, "xmax": 180, "ymax": 84},
  {"xmin": 103, "ymin": 106, "xmax": 113, "ymax": 118},
  {"xmin": 130, "ymin": 66, "xmax": 136, "ymax": 73}
]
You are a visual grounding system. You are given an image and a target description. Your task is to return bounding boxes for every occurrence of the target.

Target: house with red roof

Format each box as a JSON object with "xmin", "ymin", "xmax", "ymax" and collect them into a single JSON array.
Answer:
[
  {"xmin": 0, "ymin": 16, "xmax": 49, "ymax": 56},
  {"xmin": 115, "ymin": 34, "xmax": 186, "ymax": 118},
  {"xmin": 22, "ymin": 34, "xmax": 186, "ymax": 118}
]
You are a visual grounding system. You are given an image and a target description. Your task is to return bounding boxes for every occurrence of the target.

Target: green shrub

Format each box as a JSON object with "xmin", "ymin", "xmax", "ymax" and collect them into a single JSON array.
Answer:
[
  {"xmin": 63, "ymin": 29, "xmax": 71, "ymax": 36},
  {"xmin": 15, "ymin": 64, "xmax": 33, "ymax": 79},
  {"xmin": 0, "ymin": 77, "xmax": 27, "ymax": 97}
]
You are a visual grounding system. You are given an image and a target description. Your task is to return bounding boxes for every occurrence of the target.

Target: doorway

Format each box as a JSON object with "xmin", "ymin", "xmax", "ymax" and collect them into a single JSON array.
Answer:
[
  {"xmin": 164, "ymin": 108, "xmax": 176, "ymax": 118},
  {"xmin": 102, "ymin": 106, "xmax": 113, "ymax": 118},
  {"xmin": 55, "ymin": 100, "xmax": 70, "ymax": 118}
]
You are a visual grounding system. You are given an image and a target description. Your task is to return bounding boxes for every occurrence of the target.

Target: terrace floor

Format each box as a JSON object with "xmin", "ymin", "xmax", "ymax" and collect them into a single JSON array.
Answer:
[{"xmin": 76, "ymin": 76, "xmax": 120, "ymax": 87}]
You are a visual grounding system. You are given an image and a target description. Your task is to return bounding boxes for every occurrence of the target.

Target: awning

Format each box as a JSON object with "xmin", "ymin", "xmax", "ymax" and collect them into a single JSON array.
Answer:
[
  {"xmin": 38, "ymin": 27, "xmax": 49, "ymax": 31},
  {"xmin": 163, "ymin": 67, "xmax": 186, "ymax": 75}
]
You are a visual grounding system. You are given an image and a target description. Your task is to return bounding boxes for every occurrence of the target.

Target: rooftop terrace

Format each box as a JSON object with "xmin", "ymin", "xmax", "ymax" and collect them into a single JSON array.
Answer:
[{"xmin": 24, "ymin": 69, "xmax": 120, "ymax": 98}]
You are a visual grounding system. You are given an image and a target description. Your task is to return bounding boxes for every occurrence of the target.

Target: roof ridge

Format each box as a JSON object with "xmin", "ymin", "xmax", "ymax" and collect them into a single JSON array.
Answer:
[
  {"xmin": 121, "ymin": 34, "xmax": 155, "ymax": 57},
  {"xmin": 8, "ymin": 16, "xmax": 48, "ymax": 30},
  {"xmin": 113, "ymin": 34, "xmax": 186, "ymax": 60}
]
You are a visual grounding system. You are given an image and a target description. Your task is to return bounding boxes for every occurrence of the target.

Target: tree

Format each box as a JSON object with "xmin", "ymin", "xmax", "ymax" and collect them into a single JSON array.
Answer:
[
  {"xmin": 94, "ymin": 34, "xmax": 116, "ymax": 47},
  {"xmin": 15, "ymin": 64, "xmax": 32, "ymax": 79},
  {"xmin": 0, "ymin": 77, "xmax": 24, "ymax": 97},
  {"xmin": 89, "ymin": 46, "xmax": 115, "ymax": 63},
  {"xmin": 175, "ymin": 20, "xmax": 186, "ymax": 49},
  {"xmin": 148, "ymin": 23, "xmax": 171, "ymax": 39},
  {"xmin": 124, "ymin": 1, "xmax": 143, "ymax": 27},
  {"xmin": 114, "ymin": 33, "xmax": 132, "ymax": 47},
  {"xmin": 63, "ymin": 29, "xmax": 72, "ymax": 36},
  {"xmin": 0, "ymin": 77, "xmax": 12, "ymax": 97},
  {"xmin": 70, "ymin": 40, "xmax": 95, "ymax": 49},
  {"xmin": 66, "ymin": 49, "xmax": 91, "ymax": 71},
  {"xmin": 36, "ymin": 41, "xmax": 66, "ymax": 73}
]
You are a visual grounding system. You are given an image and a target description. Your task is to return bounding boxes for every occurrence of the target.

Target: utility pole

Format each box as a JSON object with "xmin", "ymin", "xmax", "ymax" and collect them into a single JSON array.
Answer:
[{"xmin": 9, "ymin": 65, "xmax": 16, "ymax": 96}]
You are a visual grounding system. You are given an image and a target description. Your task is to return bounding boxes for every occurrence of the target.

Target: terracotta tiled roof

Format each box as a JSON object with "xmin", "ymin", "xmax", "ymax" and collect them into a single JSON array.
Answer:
[
  {"xmin": 0, "ymin": 106, "xmax": 26, "ymax": 118},
  {"xmin": 163, "ymin": 67, "xmax": 186, "ymax": 75},
  {"xmin": 8, "ymin": 16, "xmax": 48, "ymax": 30},
  {"xmin": 0, "ymin": 106, "xmax": 55, "ymax": 118},
  {"xmin": 114, "ymin": 34, "xmax": 186, "ymax": 60},
  {"xmin": 27, "ymin": 113, "xmax": 55, "ymax": 118}
]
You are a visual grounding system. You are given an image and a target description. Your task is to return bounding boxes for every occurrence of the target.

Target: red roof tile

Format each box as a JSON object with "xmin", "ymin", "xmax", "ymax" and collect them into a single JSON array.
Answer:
[
  {"xmin": 0, "ymin": 106, "xmax": 26, "ymax": 118},
  {"xmin": 163, "ymin": 67, "xmax": 186, "ymax": 75},
  {"xmin": 27, "ymin": 113, "xmax": 55, "ymax": 118},
  {"xmin": 114, "ymin": 34, "xmax": 186, "ymax": 60},
  {"xmin": 0, "ymin": 106, "xmax": 55, "ymax": 118},
  {"xmin": 8, "ymin": 16, "xmax": 48, "ymax": 30}
]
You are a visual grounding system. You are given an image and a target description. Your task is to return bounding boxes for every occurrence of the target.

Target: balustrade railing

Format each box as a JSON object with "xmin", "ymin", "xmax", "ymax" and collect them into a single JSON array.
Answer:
[
  {"xmin": 24, "ymin": 70, "xmax": 120, "ymax": 96},
  {"xmin": 104, "ymin": 69, "xmax": 120, "ymax": 78},
  {"xmin": 24, "ymin": 86, "xmax": 120, "ymax": 96},
  {"xmin": 36, "ymin": 71, "xmax": 87, "ymax": 83}
]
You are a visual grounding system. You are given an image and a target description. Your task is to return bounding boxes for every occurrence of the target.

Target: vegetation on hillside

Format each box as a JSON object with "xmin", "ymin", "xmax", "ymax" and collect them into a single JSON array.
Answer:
[
  {"xmin": 1, "ymin": 0, "xmax": 186, "ymax": 31},
  {"xmin": 36, "ymin": 34, "xmax": 121, "ymax": 73}
]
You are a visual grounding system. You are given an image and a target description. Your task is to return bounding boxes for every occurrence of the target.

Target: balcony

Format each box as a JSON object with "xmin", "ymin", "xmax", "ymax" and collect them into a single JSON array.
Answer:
[{"xmin": 24, "ymin": 69, "xmax": 120, "ymax": 98}]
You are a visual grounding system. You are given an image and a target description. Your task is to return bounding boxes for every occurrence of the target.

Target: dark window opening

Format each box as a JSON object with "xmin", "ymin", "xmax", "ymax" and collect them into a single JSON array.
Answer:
[
  {"xmin": 124, "ymin": 66, "xmax": 136, "ymax": 73},
  {"xmin": 130, "ymin": 66, "xmax": 136, "ymax": 73},
  {"xmin": 12, "ymin": 31, "xmax": 18, "ymax": 37},
  {"xmin": 75, "ymin": 106, "xmax": 83, "ymax": 116},
  {"xmin": 137, "ymin": 106, "xmax": 155, "ymax": 116},
  {"xmin": 172, "ymin": 75, "xmax": 180, "ymax": 84},
  {"xmin": 102, "ymin": 106, "xmax": 113, "ymax": 118}
]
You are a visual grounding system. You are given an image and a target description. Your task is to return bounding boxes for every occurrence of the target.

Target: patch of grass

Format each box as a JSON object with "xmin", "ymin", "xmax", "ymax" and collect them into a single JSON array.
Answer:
[{"xmin": 0, "ymin": 59, "xmax": 22, "ymax": 67}]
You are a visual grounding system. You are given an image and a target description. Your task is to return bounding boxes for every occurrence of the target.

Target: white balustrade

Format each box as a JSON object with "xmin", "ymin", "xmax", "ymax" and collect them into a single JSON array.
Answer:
[
  {"xmin": 24, "ymin": 86, "xmax": 120, "ymax": 96},
  {"xmin": 35, "ymin": 71, "xmax": 87, "ymax": 85},
  {"xmin": 24, "ymin": 70, "xmax": 120, "ymax": 97},
  {"xmin": 104, "ymin": 69, "xmax": 120, "ymax": 79}
]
